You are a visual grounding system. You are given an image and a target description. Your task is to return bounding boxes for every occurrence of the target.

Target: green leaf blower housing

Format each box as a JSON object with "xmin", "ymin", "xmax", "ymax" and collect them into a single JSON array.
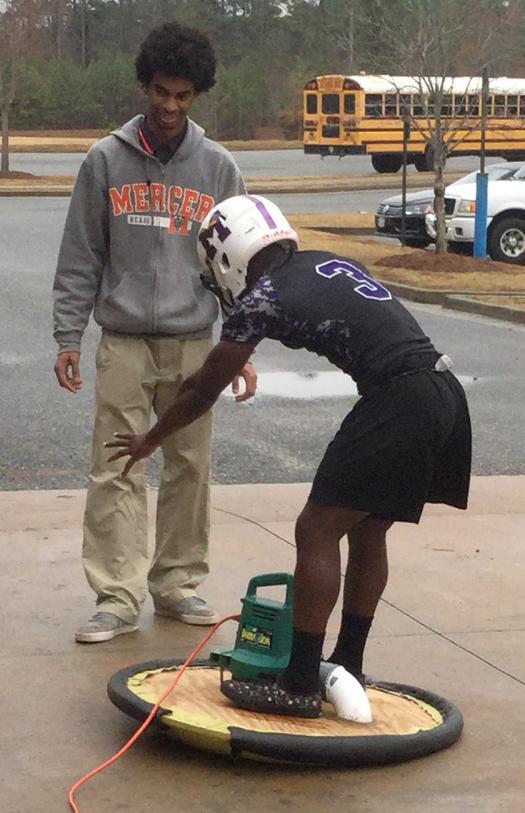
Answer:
[{"xmin": 210, "ymin": 572, "xmax": 294, "ymax": 681}]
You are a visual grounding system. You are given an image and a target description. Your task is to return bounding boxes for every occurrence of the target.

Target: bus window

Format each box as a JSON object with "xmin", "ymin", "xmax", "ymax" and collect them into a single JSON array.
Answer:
[
  {"xmin": 384, "ymin": 94, "xmax": 397, "ymax": 116},
  {"xmin": 322, "ymin": 94, "xmax": 339, "ymax": 114},
  {"xmin": 520, "ymin": 97, "xmax": 525, "ymax": 116},
  {"xmin": 454, "ymin": 94, "xmax": 475, "ymax": 115},
  {"xmin": 306, "ymin": 94, "xmax": 317, "ymax": 114},
  {"xmin": 344, "ymin": 94, "xmax": 356, "ymax": 114},
  {"xmin": 399, "ymin": 94, "xmax": 412, "ymax": 116},
  {"xmin": 365, "ymin": 94, "xmax": 382, "ymax": 117},
  {"xmin": 453, "ymin": 95, "xmax": 465, "ymax": 115},
  {"xmin": 507, "ymin": 95, "xmax": 518, "ymax": 115},
  {"xmin": 467, "ymin": 95, "xmax": 480, "ymax": 116},
  {"xmin": 442, "ymin": 95, "xmax": 452, "ymax": 115},
  {"xmin": 494, "ymin": 95, "xmax": 506, "ymax": 115},
  {"xmin": 428, "ymin": 94, "xmax": 451, "ymax": 116},
  {"xmin": 412, "ymin": 95, "xmax": 424, "ymax": 116}
]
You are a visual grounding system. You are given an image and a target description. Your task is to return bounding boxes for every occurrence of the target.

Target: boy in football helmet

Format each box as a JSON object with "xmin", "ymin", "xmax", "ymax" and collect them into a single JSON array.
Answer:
[{"xmin": 106, "ymin": 194, "xmax": 471, "ymax": 718}]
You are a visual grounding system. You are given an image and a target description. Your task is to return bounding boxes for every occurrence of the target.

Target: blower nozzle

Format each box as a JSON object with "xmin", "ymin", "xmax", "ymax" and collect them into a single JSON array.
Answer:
[{"xmin": 319, "ymin": 662, "xmax": 373, "ymax": 723}]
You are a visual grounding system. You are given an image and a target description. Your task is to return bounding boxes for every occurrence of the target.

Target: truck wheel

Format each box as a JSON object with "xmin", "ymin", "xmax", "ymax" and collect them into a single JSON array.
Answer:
[
  {"xmin": 488, "ymin": 217, "xmax": 525, "ymax": 263},
  {"xmin": 371, "ymin": 154, "xmax": 403, "ymax": 173}
]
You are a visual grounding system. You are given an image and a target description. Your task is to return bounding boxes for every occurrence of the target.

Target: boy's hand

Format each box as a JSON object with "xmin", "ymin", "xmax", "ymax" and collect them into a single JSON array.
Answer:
[
  {"xmin": 232, "ymin": 360, "xmax": 257, "ymax": 402},
  {"xmin": 54, "ymin": 351, "xmax": 82, "ymax": 393},
  {"xmin": 105, "ymin": 433, "xmax": 159, "ymax": 477}
]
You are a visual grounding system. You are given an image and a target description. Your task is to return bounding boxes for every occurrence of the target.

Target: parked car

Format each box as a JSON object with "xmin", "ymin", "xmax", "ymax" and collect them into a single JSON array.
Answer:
[
  {"xmin": 375, "ymin": 162, "xmax": 525, "ymax": 248},
  {"xmin": 425, "ymin": 163, "xmax": 525, "ymax": 263},
  {"xmin": 375, "ymin": 189, "xmax": 435, "ymax": 247}
]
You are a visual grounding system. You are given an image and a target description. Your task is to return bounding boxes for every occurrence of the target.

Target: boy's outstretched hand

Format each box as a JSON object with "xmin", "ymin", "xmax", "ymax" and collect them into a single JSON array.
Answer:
[{"xmin": 105, "ymin": 433, "xmax": 159, "ymax": 477}]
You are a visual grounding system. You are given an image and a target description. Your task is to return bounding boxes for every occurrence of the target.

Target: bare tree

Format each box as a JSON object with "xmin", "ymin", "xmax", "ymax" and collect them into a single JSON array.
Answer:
[
  {"xmin": 0, "ymin": 3, "xmax": 23, "ymax": 173},
  {"xmin": 44, "ymin": 0, "xmax": 70, "ymax": 59},
  {"xmin": 364, "ymin": 0, "xmax": 518, "ymax": 254},
  {"xmin": 0, "ymin": 0, "xmax": 55, "ymax": 172},
  {"xmin": 328, "ymin": 0, "xmax": 358, "ymax": 75},
  {"xmin": 316, "ymin": 0, "xmax": 367, "ymax": 74},
  {"xmin": 0, "ymin": 67, "xmax": 16, "ymax": 173},
  {"xmin": 388, "ymin": 74, "xmax": 491, "ymax": 255}
]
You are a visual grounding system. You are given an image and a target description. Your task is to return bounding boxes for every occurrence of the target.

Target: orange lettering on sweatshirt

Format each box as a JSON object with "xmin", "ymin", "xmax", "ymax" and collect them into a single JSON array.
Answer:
[
  {"xmin": 133, "ymin": 183, "xmax": 150, "ymax": 212},
  {"xmin": 179, "ymin": 188, "xmax": 199, "ymax": 220},
  {"xmin": 149, "ymin": 183, "xmax": 166, "ymax": 212},
  {"xmin": 167, "ymin": 185, "xmax": 183, "ymax": 215},
  {"xmin": 110, "ymin": 184, "xmax": 216, "ymax": 232},
  {"xmin": 194, "ymin": 194, "xmax": 215, "ymax": 222},
  {"xmin": 109, "ymin": 185, "xmax": 133, "ymax": 215}
]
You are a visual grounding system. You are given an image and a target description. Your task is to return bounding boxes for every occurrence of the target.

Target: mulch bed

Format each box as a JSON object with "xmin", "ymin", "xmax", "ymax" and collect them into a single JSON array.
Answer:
[
  {"xmin": 376, "ymin": 250, "xmax": 514, "ymax": 274},
  {"xmin": 0, "ymin": 171, "xmax": 35, "ymax": 179}
]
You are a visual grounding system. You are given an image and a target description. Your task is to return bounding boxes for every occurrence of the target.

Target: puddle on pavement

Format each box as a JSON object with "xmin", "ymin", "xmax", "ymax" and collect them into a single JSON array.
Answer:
[
  {"xmin": 225, "ymin": 371, "xmax": 476, "ymax": 400},
  {"xmin": 249, "ymin": 371, "xmax": 358, "ymax": 399}
]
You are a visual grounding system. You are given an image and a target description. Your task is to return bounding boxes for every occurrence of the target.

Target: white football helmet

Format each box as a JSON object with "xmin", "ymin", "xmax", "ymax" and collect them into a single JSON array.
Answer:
[{"xmin": 198, "ymin": 194, "xmax": 298, "ymax": 308}]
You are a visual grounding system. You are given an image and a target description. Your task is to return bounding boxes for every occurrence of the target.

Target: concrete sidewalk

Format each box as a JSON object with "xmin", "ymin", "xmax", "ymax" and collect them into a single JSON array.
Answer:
[{"xmin": 2, "ymin": 477, "xmax": 524, "ymax": 812}]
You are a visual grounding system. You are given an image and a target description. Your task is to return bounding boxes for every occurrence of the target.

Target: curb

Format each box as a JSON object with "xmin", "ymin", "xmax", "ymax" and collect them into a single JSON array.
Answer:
[
  {"xmin": 377, "ymin": 282, "xmax": 525, "ymax": 323},
  {"xmin": 443, "ymin": 294, "xmax": 525, "ymax": 324},
  {"xmin": 311, "ymin": 225, "xmax": 376, "ymax": 236},
  {"xmin": 0, "ymin": 188, "xmax": 72, "ymax": 197},
  {"xmin": 0, "ymin": 182, "xmax": 404, "ymax": 196},
  {"xmin": 0, "ymin": 171, "xmax": 463, "ymax": 198},
  {"xmin": 376, "ymin": 280, "xmax": 449, "ymax": 304}
]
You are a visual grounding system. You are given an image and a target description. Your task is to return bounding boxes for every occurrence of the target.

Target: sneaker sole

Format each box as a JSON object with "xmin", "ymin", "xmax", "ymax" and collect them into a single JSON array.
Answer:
[
  {"xmin": 221, "ymin": 684, "xmax": 321, "ymax": 719},
  {"xmin": 154, "ymin": 608, "xmax": 219, "ymax": 626},
  {"xmin": 75, "ymin": 624, "xmax": 138, "ymax": 643}
]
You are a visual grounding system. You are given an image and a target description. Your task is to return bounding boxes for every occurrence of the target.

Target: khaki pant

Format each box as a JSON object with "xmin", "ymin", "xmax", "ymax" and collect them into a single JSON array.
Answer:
[{"xmin": 83, "ymin": 333, "xmax": 213, "ymax": 623}]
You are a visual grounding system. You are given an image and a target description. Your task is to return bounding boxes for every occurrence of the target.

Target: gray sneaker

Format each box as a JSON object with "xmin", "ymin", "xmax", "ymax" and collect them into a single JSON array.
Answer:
[
  {"xmin": 75, "ymin": 612, "xmax": 138, "ymax": 643},
  {"xmin": 154, "ymin": 596, "xmax": 219, "ymax": 626}
]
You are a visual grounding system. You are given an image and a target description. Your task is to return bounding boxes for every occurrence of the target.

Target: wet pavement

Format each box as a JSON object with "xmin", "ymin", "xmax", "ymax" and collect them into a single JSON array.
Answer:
[
  {"xmin": 2, "ymin": 195, "xmax": 525, "ymax": 491},
  {"xmin": 8, "ymin": 150, "xmax": 489, "ymax": 179}
]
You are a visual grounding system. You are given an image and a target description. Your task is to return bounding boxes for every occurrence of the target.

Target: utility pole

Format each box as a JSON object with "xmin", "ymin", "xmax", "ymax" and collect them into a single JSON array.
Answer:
[
  {"xmin": 400, "ymin": 112, "xmax": 411, "ymax": 246},
  {"xmin": 473, "ymin": 67, "xmax": 489, "ymax": 257}
]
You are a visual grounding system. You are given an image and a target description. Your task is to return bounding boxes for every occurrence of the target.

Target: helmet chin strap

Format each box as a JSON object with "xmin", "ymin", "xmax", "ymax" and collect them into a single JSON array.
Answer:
[{"xmin": 200, "ymin": 270, "xmax": 236, "ymax": 311}]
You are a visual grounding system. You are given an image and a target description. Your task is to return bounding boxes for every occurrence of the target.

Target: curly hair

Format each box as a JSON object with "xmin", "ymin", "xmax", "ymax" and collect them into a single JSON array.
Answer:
[{"xmin": 135, "ymin": 21, "xmax": 216, "ymax": 92}]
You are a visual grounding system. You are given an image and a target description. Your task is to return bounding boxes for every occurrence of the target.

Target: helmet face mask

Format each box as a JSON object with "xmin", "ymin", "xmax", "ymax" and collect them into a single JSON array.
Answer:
[{"xmin": 198, "ymin": 195, "xmax": 298, "ymax": 307}]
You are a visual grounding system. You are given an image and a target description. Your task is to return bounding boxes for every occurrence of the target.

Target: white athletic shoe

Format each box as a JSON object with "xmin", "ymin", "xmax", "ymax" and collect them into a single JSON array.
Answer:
[{"xmin": 75, "ymin": 612, "xmax": 138, "ymax": 643}]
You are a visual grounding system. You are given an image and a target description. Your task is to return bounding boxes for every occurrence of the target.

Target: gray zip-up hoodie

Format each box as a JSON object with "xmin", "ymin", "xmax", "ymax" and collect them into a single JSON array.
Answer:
[{"xmin": 53, "ymin": 115, "xmax": 246, "ymax": 352}]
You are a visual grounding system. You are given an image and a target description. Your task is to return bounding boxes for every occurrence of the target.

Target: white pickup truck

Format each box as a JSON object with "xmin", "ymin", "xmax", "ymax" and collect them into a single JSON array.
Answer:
[{"xmin": 425, "ymin": 166, "xmax": 525, "ymax": 263}]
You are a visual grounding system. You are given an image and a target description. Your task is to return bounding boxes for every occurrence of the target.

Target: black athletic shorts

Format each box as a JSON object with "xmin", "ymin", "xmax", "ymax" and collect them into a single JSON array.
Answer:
[{"xmin": 309, "ymin": 369, "xmax": 471, "ymax": 523}]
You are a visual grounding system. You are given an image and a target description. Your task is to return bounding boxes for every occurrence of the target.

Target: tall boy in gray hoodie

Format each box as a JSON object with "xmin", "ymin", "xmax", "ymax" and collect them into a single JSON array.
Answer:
[{"xmin": 53, "ymin": 21, "xmax": 256, "ymax": 642}]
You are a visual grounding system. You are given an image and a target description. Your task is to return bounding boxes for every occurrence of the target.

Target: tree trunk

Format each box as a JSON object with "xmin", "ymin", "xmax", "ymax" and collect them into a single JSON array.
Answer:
[
  {"xmin": 80, "ymin": 0, "xmax": 87, "ymax": 68},
  {"xmin": 433, "ymin": 134, "xmax": 448, "ymax": 255},
  {"xmin": 342, "ymin": 5, "xmax": 355, "ymax": 74},
  {"xmin": 1, "ymin": 107, "xmax": 9, "ymax": 174},
  {"xmin": 56, "ymin": 1, "xmax": 62, "ymax": 60}
]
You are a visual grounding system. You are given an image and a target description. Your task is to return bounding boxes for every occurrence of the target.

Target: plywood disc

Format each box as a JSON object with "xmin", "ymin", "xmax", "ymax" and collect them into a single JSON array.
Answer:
[{"xmin": 108, "ymin": 659, "xmax": 463, "ymax": 766}]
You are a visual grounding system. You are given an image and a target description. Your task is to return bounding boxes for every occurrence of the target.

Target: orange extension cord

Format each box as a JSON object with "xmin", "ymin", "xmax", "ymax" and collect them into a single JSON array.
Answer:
[{"xmin": 68, "ymin": 613, "xmax": 241, "ymax": 813}]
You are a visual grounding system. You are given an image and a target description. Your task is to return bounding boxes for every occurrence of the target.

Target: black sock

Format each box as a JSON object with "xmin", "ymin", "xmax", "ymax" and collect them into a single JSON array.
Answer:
[
  {"xmin": 280, "ymin": 628, "xmax": 325, "ymax": 694},
  {"xmin": 326, "ymin": 613, "xmax": 373, "ymax": 677}
]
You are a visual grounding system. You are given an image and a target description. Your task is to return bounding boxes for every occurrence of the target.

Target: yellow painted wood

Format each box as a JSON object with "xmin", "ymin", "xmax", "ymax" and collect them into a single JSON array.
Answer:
[{"xmin": 127, "ymin": 665, "xmax": 443, "ymax": 756}]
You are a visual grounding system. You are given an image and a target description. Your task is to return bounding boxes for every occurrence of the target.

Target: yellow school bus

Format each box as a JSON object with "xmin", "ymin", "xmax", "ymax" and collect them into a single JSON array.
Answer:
[{"xmin": 303, "ymin": 74, "xmax": 525, "ymax": 172}]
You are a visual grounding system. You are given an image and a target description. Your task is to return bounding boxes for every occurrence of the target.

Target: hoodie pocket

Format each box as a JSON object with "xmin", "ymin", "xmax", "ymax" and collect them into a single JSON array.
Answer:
[{"xmin": 95, "ymin": 269, "xmax": 156, "ymax": 333}]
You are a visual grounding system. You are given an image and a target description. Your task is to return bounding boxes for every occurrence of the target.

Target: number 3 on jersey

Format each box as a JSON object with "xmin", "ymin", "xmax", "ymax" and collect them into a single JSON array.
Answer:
[{"xmin": 315, "ymin": 259, "xmax": 392, "ymax": 301}]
